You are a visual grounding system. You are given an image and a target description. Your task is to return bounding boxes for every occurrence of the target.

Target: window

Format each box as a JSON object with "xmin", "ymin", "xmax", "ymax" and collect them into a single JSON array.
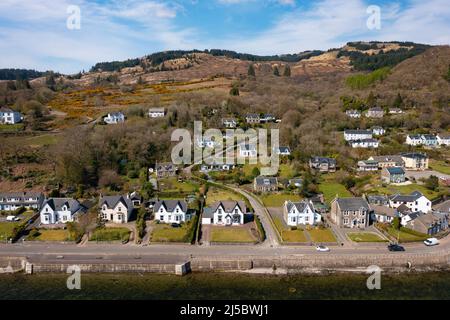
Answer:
[
  {"xmin": 344, "ymin": 219, "xmax": 349, "ymax": 224},
  {"xmin": 160, "ymin": 215, "xmax": 164, "ymax": 220},
  {"xmin": 292, "ymin": 217, "xmax": 296, "ymax": 223},
  {"xmin": 305, "ymin": 216, "xmax": 309, "ymax": 222},
  {"xmin": 218, "ymin": 216, "xmax": 222, "ymax": 222},
  {"xmin": 118, "ymin": 215, "xmax": 121, "ymax": 220}
]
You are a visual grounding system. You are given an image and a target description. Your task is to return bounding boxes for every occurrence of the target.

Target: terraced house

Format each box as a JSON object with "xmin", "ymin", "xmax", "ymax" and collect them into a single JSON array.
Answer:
[
  {"xmin": 330, "ymin": 197, "xmax": 370, "ymax": 229},
  {"xmin": 202, "ymin": 200, "xmax": 246, "ymax": 226},
  {"xmin": 283, "ymin": 200, "xmax": 321, "ymax": 227},
  {"xmin": 0, "ymin": 192, "xmax": 44, "ymax": 211}
]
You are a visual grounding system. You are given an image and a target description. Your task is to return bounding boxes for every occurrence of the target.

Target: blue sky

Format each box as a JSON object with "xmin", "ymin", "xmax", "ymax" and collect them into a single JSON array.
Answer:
[{"xmin": 0, "ymin": 0, "xmax": 449, "ymax": 73}]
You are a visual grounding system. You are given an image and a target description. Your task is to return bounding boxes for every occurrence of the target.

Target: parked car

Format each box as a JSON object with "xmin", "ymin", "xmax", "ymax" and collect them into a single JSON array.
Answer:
[
  {"xmin": 171, "ymin": 223, "xmax": 181, "ymax": 228},
  {"xmin": 388, "ymin": 244, "xmax": 405, "ymax": 252},
  {"xmin": 424, "ymin": 238, "xmax": 439, "ymax": 246},
  {"xmin": 6, "ymin": 216, "xmax": 20, "ymax": 222},
  {"xmin": 316, "ymin": 245, "xmax": 330, "ymax": 252}
]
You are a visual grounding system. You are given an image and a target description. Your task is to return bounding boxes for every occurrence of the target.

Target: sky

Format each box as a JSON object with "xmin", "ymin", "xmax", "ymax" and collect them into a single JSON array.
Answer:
[{"xmin": 0, "ymin": 0, "xmax": 449, "ymax": 74}]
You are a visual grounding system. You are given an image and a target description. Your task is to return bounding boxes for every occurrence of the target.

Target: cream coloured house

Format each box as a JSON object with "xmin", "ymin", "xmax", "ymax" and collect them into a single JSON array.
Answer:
[{"xmin": 99, "ymin": 195, "xmax": 134, "ymax": 224}]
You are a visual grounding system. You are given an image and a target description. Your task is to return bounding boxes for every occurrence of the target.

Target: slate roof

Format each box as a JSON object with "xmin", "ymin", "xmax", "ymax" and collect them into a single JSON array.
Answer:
[
  {"xmin": 43, "ymin": 198, "xmax": 80, "ymax": 212},
  {"xmin": 401, "ymin": 152, "xmax": 428, "ymax": 159},
  {"xmin": 154, "ymin": 200, "xmax": 188, "ymax": 213},
  {"xmin": 369, "ymin": 155, "xmax": 404, "ymax": 164},
  {"xmin": 208, "ymin": 200, "xmax": 246, "ymax": 214},
  {"xmin": 149, "ymin": 107, "xmax": 165, "ymax": 113},
  {"xmin": 344, "ymin": 129, "xmax": 373, "ymax": 135},
  {"xmin": 386, "ymin": 167, "xmax": 405, "ymax": 175},
  {"xmin": 285, "ymin": 200, "xmax": 313, "ymax": 213},
  {"xmin": 255, "ymin": 176, "xmax": 278, "ymax": 186},
  {"xmin": 99, "ymin": 195, "xmax": 133, "ymax": 210},
  {"xmin": 390, "ymin": 191, "xmax": 424, "ymax": 203},
  {"xmin": 370, "ymin": 204, "xmax": 397, "ymax": 217},
  {"xmin": 336, "ymin": 197, "xmax": 370, "ymax": 211}
]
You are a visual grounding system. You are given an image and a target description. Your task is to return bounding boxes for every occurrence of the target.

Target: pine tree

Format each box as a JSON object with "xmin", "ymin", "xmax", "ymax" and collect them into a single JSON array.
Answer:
[
  {"xmin": 283, "ymin": 65, "xmax": 291, "ymax": 77},
  {"xmin": 248, "ymin": 64, "xmax": 256, "ymax": 77}
]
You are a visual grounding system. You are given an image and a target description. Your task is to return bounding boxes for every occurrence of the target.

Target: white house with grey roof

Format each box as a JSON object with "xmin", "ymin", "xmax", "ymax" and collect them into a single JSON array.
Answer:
[
  {"xmin": 274, "ymin": 146, "xmax": 291, "ymax": 156},
  {"xmin": 0, "ymin": 192, "xmax": 44, "ymax": 212},
  {"xmin": 389, "ymin": 191, "xmax": 431, "ymax": 213},
  {"xmin": 330, "ymin": 197, "xmax": 370, "ymax": 229},
  {"xmin": 99, "ymin": 195, "xmax": 134, "ymax": 224},
  {"xmin": 238, "ymin": 143, "xmax": 257, "ymax": 158},
  {"xmin": 437, "ymin": 134, "xmax": 450, "ymax": 146},
  {"xmin": 283, "ymin": 200, "xmax": 321, "ymax": 227},
  {"xmin": 148, "ymin": 107, "xmax": 165, "ymax": 118},
  {"xmin": 0, "ymin": 107, "xmax": 23, "ymax": 124},
  {"xmin": 202, "ymin": 200, "xmax": 246, "ymax": 226},
  {"xmin": 254, "ymin": 176, "xmax": 278, "ymax": 192},
  {"xmin": 40, "ymin": 198, "xmax": 85, "ymax": 225},
  {"xmin": 344, "ymin": 130, "xmax": 373, "ymax": 141},
  {"xmin": 103, "ymin": 112, "xmax": 125, "ymax": 124},
  {"xmin": 154, "ymin": 200, "xmax": 191, "ymax": 224}
]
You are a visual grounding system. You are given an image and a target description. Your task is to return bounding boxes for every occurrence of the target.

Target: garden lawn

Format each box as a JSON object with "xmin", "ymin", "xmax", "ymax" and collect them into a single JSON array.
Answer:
[
  {"xmin": 371, "ymin": 184, "xmax": 439, "ymax": 200},
  {"xmin": 278, "ymin": 164, "xmax": 296, "ymax": 179},
  {"xmin": 430, "ymin": 160, "xmax": 450, "ymax": 175},
  {"xmin": 308, "ymin": 228, "xmax": 337, "ymax": 243},
  {"xmin": 28, "ymin": 229, "xmax": 72, "ymax": 242},
  {"xmin": 151, "ymin": 220, "xmax": 196, "ymax": 243},
  {"xmin": 0, "ymin": 211, "xmax": 36, "ymax": 241},
  {"xmin": 319, "ymin": 183, "xmax": 352, "ymax": 204},
  {"xmin": 347, "ymin": 232, "xmax": 387, "ymax": 243},
  {"xmin": 158, "ymin": 177, "xmax": 199, "ymax": 193},
  {"xmin": 260, "ymin": 194, "xmax": 301, "ymax": 207},
  {"xmin": 206, "ymin": 187, "xmax": 243, "ymax": 206},
  {"xmin": 210, "ymin": 227, "xmax": 256, "ymax": 243},
  {"xmin": 90, "ymin": 227, "xmax": 130, "ymax": 242},
  {"xmin": 272, "ymin": 216, "xmax": 308, "ymax": 243},
  {"xmin": 386, "ymin": 227, "xmax": 428, "ymax": 243}
]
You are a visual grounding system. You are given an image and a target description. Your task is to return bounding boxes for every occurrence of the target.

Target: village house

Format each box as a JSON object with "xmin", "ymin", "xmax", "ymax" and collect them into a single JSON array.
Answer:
[
  {"xmin": 148, "ymin": 107, "xmax": 166, "ymax": 118},
  {"xmin": 330, "ymin": 197, "xmax": 370, "ymax": 229},
  {"xmin": 103, "ymin": 112, "xmax": 125, "ymax": 124},
  {"xmin": 389, "ymin": 191, "xmax": 431, "ymax": 213},
  {"xmin": 357, "ymin": 160, "xmax": 379, "ymax": 172},
  {"xmin": 288, "ymin": 178, "xmax": 303, "ymax": 188},
  {"xmin": 309, "ymin": 157, "xmax": 337, "ymax": 172},
  {"xmin": 405, "ymin": 134, "xmax": 423, "ymax": 146},
  {"xmin": 0, "ymin": 192, "xmax": 44, "ymax": 212},
  {"xmin": 260, "ymin": 114, "xmax": 276, "ymax": 123},
  {"xmin": 368, "ymin": 155, "xmax": 404, "ymax": 169},
  {"xmin": 400, "ymin": 152, "xmax": 429, "ymax": 170},
  {"xmin": 274, "ymin": 146, "xmax": 291, "ymax": 156},
  {"xmin": 344, "ymin": 129, "xmax": 373, "ymax": 141},
  {"xmin": 99, "ymin": 195, "xmax": 134, "ymax": 224},
  {"xmin": 345, "ymin": 109, "xmax": 361, "ymax": 118},
  {"xmin": 254, "ymin": 176, "xmax": 278, "ymax": 192},
  {"xmin": 222, "ymin": 118, "xmax": 237, "ymax": 128},
  {"xmin": 381, "ymin": 167, "xmax": 406, "ymax": 184},
  {"xmin": 437, "ymin": 134, "xmax": 450, "ymax": 146},
  {"xmin": 365, "ymin": 107, "xmax": 384, "ymax": 118},
  {"xmin": 389, "ymin": 108, "xmax": 403, "ymax": 114},
  {"xmin": 200, "ymin": 162, "xmax": 236, "ymax": 172},
  {"xmin": 421, "ymin": 134, "xmax": 439, "ymax": 147},
  {"xmin": 283, "ymin": 200, "xmax": 321, "ymax": 227},
  {"xmin": 154, "ymin": 162, "xmax": 178, "ymax": 178},
  {"xmin": 0, "ymin": 107, "xmax": 23, "ymax": 124},
  {"xmin": 366, "ymin": 195, "xmax": 390, "ymax": 206},
  {"xmin": 350, "ymin": 138, "xmax": 379, "ymax": 149},
  {"xmin": 40, "ymin": 198, "xmax": 85, "ymax": 225},
  {"xmin": 196, "ymin": 137, "xmax": 221, "ymax": 149},
  {"xmin": 245, "ymin": 114, "xmax": 260, "ymax": 124},
  {"xmin": 128, "ymin": 192, "xmax": 142, "ymax": 207},
  {"xmin": 372, "ymin": 126, "xmax": 386, "ymax": 136},
  {"xmin": 154, "ymin": 200, "xmax": 192, "ymax": 224},
  {"xmin": 202, "ymin": 200, "xmax": 246, "ymax": 226},
  {"xmin": 238, "ymin": 143, "xmax": 257, "ymax": 158},
  {"xmin": 370, "ymin": 204, "xmax": 397, "ymax": 224},
  {"xmin": 404, "ymin": 212, "xmax": 448, "ymax": 235}
]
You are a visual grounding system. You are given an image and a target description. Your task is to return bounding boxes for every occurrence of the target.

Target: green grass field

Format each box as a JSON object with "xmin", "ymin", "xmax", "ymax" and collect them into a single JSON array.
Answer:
[
  {"xmin": 347, "ymin": 232, "xmax": 387, "ymax": 243},
  {"xmin": 370, "ymin": 184, "xmax": 440, "ymax": 200},
  {"xmin": 319, "ymin": 183, "xmax": 352, "ymax": 204},
  {"xmin": 150, "ymin": 220, "xmax": 196, "ymax": 243},
  {"xmin": 0, "ymin": 123, "xmax": 24, "ymax": 132},
  {"xmin": 272, "ymin": 216, "xmax": 308, "ymax": 242},
  {"xmin": 0, "ymin": 211, "xmax": 35, "ymax": 241},
  {"xmin": 308, "ymin": 228, "xmax": 337, "ymax": 243},
  {"xmin": 206, "ymin": 187, "xmax": 243, "ymax": 206},
  {"xmin": 90, "ymin": 227, "xmax": 130, "ymax": 242},
  {"xmin": 430, "ymin": 160, "xmax": 450, "ymax": 175},
  {"xmin": 210, "ymin": 227, "xmax": 256, "ymax": 243},
  {"xmin": 27, "ymin": 229, "xmax": 72, "ymax": 242},
  {"xmin": 260, "ymin": 194, "xmax": 301, "ymax": 207},
  {"xmin": 158, "ymin": 177, "xmax": 199, "ymax": 193},
  {"xmin": 386, "ymin": 227, "xmax": 428, "ymax": 243}
]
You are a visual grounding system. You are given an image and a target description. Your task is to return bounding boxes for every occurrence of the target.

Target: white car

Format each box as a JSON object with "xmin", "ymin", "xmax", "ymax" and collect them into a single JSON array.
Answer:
[
  {"xmin": 316, "ymin": 245, "xmax": 330, "ymax": 252},
  {"xmin": 6, "ymin": 216, "xmax": 20, "ymax": 222},
  {"xmin": 424, "ymin": 238, "xmax": 439, "ymax": 246}
]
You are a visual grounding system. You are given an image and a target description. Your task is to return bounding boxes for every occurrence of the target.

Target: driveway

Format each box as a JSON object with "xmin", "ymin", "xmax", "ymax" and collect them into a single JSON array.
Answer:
[{"xmin": 405, "ymin": 170, "xmax": 450, "ymax": 181}]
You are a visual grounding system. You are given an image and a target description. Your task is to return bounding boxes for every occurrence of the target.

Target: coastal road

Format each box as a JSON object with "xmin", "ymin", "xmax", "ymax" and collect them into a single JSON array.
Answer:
[{"xmin": 1, "ymin": 233, "xmax": 449, "ymax": 265}]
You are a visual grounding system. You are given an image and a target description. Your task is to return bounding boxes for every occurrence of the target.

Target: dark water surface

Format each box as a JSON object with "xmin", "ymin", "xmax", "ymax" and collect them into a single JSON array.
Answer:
[{"xmin": 0, "ymin": 272, "xmax": 449, "ymax": 300}]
